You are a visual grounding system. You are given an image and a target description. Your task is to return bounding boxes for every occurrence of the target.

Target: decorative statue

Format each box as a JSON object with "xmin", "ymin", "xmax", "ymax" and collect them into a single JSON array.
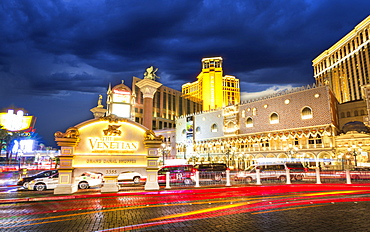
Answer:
[
  {"xmin": 97, "ymin": 95, "xmax": 103, "ymax": 108},
  {"xmin": 144, "ymin": 130, "xmax": 163, "ymax": 141},
  {"xmin": 54, "ymin": 127, "xmax": 80, "ymax": 139},
  {"xmin": 144, "ymin": 66, "xmax": 160, "ymax": 81}
]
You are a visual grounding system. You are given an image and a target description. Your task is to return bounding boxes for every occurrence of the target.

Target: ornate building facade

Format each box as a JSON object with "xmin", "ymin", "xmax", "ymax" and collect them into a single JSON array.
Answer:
[{"xmin": 175, "ymin": 84, "xmax": 362, "ymax": 170}]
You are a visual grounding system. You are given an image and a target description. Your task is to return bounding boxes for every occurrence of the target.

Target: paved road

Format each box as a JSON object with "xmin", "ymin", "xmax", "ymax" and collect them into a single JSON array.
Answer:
[{"xmin": 1, "ymin": 184, "xmax": 370, "ymax": 231}]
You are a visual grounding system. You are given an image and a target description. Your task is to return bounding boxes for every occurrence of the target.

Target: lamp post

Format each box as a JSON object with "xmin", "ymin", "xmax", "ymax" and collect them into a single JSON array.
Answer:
[
  {"xmin": 345, "ymin": 153, "xmax": 351, "ymax": 169},
  {"xmin": 339, "ymin": 153, "xmax": 344, "ymax": 170},
  {"xmin": 161, "ymin": 143, "xmax": 168, "ymax": 166},
  {"xmin": 221, "ymin": 144, "xmax": 233, "ymax": 167},
  {"xmin": 348, "ymin": 145, "xmax": 361, "ymax": 167},
  {"xmin": 222, "ymin": 145, "xmax": 228, "ymax": 167},
  {"xmin": 284, "ymin": 144, "xmax": 298, "ymax": 162}
]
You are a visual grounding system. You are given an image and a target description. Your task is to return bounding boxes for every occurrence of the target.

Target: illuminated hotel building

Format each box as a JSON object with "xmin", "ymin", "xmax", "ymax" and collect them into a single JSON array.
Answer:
[
  {"xmin": 312, "ymin": 15, "xmax": 370, "ymax": 104},
  {"xmin": 182, "ymin": 57, "xmax": 240, "ymax": 111},
  {"xmin": 131, "ymin": 77, "xmax": 202, "ymax": 130}
]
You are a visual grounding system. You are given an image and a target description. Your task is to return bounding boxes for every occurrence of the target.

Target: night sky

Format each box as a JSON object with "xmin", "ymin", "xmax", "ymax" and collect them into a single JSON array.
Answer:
[{"xmin": 0, "ymin": 1, "xmax": 369, "ymax": 147}]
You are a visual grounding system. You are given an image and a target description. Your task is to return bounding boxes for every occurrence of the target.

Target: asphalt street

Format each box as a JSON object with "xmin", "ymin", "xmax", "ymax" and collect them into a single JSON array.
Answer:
[{"xmin": 1, "ymin": 184, "xmax": 370, "ymax": 231}]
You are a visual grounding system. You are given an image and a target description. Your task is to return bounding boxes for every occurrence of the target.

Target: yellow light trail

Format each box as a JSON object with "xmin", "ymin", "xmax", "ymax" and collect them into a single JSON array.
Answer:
[
  {"xmin": 150, "ymin": 201, "xmax": 261, "ymax": 221},
  {"xmin": 0, "ymin": 198, "xmax": 261, "ymax": 229},
  {"xmin": 251, "ymin": 204, "xmax": 325, "ymax": 214},
  {"xmin": 300, "ymin": 190, "xmax": 363, "ymax": 197}
]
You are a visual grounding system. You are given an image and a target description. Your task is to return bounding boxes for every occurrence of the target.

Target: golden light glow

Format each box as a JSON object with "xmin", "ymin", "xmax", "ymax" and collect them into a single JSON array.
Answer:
[
  {"xmin": 182, "ymin": 57, "xmax": 240, "ymax": 111},
  {"xmin": 150, "ymin": 202, "xmax": 250, "ymax": 221},
  {"xmin": 73, "ymin": 155, "xmax": 147, "ymax": 167},
  {"xmin": 0, "ymin": 111, "xmax": 33, "ymax": 131},
  {"xmin": 76, "ymin": 120, "xmax": 145, "ymax": 153}
]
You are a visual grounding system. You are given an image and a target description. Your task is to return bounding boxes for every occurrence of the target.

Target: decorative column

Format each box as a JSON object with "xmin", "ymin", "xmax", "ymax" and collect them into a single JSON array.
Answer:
[
  {"xmin": 143, "ymin": 130, "xmax": 163, "ymax": 190},
  {"xmin": 101, "ymin": 175, "xmax": 120, "ymax": 193},
  {"xmin": 54, "ymin": 127, "xmax": 80, "ymax": 195},
  {"xmin": 135, "ymin": 78, "xmax": 162, "ymax": 130}
]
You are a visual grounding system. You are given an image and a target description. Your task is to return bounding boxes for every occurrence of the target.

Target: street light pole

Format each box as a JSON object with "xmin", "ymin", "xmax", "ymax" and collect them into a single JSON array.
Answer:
[
  {"xmin": 285, "ymin": 144, "xmax": 298, "ymax": 162},
  {"xmin": 348, "ymin": 145, "xmax": 361, "ymax": 167},
  {"xmin": 226, "ymin": 148, "xmax": 230, "ymax": 167},
  {"xmin": 161, "ymin": 143, "xmax": 166, "ymax": 166}
]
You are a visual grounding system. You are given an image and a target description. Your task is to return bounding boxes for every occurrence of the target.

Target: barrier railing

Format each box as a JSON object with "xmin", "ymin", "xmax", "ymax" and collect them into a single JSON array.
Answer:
[{"xmin": 5, "ymin": 168, "xmax": 370, "ymax": 189}]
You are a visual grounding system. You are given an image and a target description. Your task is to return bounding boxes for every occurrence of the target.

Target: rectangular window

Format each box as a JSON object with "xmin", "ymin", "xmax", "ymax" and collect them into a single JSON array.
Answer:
[
  {"xmin": 159, "ymin": 121, "xmax": 163, "ymax": 129},
  {"xmin": 152, "ymin": 120, "xmax": 157, "ymax": 130},
  {"xmin": 163, "ymin": 92, "xmax": 167, "ymax": 110}
]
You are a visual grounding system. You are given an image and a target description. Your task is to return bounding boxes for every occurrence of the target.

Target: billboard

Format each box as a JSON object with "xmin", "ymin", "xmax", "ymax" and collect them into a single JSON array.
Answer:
[
  {"xmin": 0, "ymin": 110, "xmax": 34, "ymax": 131},
  {"xmin": 186, "ymin": 116, "xmax": 194, "ymax": 142}
]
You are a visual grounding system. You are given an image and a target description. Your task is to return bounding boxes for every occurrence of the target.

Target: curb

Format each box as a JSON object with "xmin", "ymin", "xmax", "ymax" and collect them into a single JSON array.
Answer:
[{"xmin": 2, "ymin": 183, "xmax": 370, "ymax": 204}]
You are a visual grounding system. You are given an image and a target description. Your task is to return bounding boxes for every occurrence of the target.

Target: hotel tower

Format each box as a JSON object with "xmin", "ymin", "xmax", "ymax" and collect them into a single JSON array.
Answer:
[
  {"xmin": 312, "ymin": 15, "xmax": 370, "ymax": 104},
  {"xmin": 182, "ymin": 57, "xmax": 240, "ymax": 111}
]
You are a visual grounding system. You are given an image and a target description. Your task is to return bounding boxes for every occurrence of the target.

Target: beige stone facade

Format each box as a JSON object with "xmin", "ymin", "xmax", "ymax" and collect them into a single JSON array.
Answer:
[
  {"xmin": 337, "ymin": 100, "xmax": 367, "ymax": 130},
  {"xmin": 176, "ymin": 84, "xmax": 355, "ymax": 170}
]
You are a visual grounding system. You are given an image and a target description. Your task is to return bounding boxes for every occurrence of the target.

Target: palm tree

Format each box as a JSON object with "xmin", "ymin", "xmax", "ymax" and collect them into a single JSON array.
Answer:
[{"xmin": 0, "ymin": 125, "xmax": 9, "ymax": 156}]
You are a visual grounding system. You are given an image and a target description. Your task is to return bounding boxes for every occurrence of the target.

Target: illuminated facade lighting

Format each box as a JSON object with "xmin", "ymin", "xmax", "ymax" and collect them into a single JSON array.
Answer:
[
  {"xmin": 312, "ymin": 15, "xmax": 370, "ymax": 103},
  {"xmin": 182, "ymin": 57, "xmax": 240, "ymax": 111}
]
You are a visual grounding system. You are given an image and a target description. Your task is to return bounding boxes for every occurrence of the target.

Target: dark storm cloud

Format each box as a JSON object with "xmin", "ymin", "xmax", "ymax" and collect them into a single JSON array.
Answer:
[
  {"xmin": 1, "ymin": 0, "xmax": 369, "ymax": 91},
  {"xmin": 0, "ymin": 0, "xmax": 369, "ymax": 146}
]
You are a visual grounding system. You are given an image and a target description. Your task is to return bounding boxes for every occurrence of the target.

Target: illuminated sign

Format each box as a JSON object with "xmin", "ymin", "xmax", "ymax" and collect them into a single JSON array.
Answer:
[
  {"xmin": 73, "ymin": 155, "xmax": 147, "ymax": 167},
  {"xmin": 113, "ymin": 89, "xmax": 130, "ymax": 95},
  {"xmin": 0, "ymin": 110, "xmax": 33, "ymax": 131},
  {"xmin": 75, "ymin": 121, "xmax": 146, "ymax": 155},
  {"xmin": 111, "ymin": 104, "xmax": 131, "ymax": 118},
  {"xmin": 88, "ymin": 137, "xmax": 139, "ymax": 153},
  {"xmin": 12, "ymin": 139, "xmax": 34, "ymax": 153}
]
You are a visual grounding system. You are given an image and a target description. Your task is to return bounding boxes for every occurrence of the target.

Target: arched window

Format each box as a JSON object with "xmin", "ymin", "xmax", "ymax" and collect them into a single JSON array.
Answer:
[
  {"xmin": 211, "ymin": 124, "xmax": 218, "ymax": 132},
  {"xmin": 246, "ymin": 117, "xmax": 253, "ymax": 127},
  {"xmin": 347, "ymin": 111, "xmax": 351, "ymax": 117},
  {"xmin": 308, "ymin": 135, "xmax": 322, "ymax": 145},
  {"xmin": 195, "ymin": 127, "xmax": 201, "ymax": 134},
  {"xmin": 270, "ymin": 113, "xmax": 279, "ymax": 124},
  {"xmin": 241, "ymin": 110, "xmax": 245, "ymax": 118},
  {"xmin": 301, "ymin": 107, "xmax": 313, "ymax": 119},
  {"xmin": 252, "ymin": 108, "xmax": 257, "ymax": 116},
  {"xmin": 182, "ymin": 129, "xmax": 186, "ymax": 135},
  {"xmin": 354, "ymin": 110, "xmax": 359, "ymax": 116},
  {"xmin": 361, "ymin": 110, "xmax": 365, "ymax": 115},
  {"xmin": 340, "ymin": 112, "xmax": 345, "ymax": 118}
]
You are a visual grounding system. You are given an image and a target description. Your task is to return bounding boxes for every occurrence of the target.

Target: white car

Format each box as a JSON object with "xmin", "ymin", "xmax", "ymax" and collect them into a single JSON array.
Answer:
[
  {"xmin": 77, "ymin": 172, "xmax": 104, "ymax": 189},
  {"xmin": 234, "ymin": 163, "xmax": 307, "ymax": 183},
  {"xmin": 28, "ymin": 173, "xmax": 59, "ymax": 191},
  {"xmin": 117, "ymin": 171, "xmax": 143, "ymax": 184},
  {"xmin": 28, "ymin": 172, "xmax": 103, "ymax": 191}
]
